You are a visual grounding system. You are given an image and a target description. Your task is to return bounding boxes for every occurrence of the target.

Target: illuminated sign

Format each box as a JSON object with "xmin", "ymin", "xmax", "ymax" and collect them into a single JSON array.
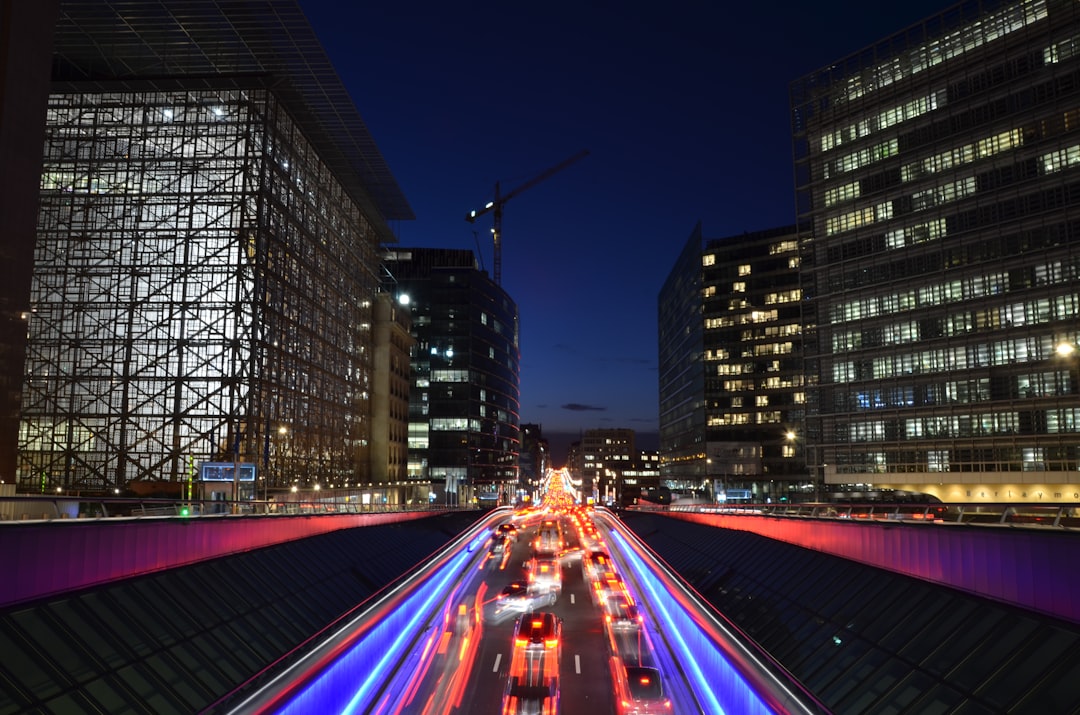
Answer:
[{"xmin": 199, "ymin": 462, "xmax": 256, "ymax": 482}]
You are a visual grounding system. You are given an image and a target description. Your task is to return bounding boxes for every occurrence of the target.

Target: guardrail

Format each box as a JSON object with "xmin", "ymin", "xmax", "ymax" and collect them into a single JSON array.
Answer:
[
  {"xmin": 648, "ymin": 501, "xmax": 1080, "ymax": 530},
  {"xmin": 0, "ymin": 495, "xmax": 473, "ymax": 522}
]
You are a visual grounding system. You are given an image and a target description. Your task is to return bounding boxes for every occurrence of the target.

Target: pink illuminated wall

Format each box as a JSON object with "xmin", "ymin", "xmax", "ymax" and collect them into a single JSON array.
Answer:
[
  {"xmin": 0, "ymin": 511, "xmax": 433, "ymax": 608},
  {"xmin": 662, "ymin": 512, "xmax": 1080, "ymax": 625}
]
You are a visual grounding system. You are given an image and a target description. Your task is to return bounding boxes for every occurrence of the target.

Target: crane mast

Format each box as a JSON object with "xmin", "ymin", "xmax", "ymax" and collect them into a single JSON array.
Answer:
[{"xmin": 466, "ymin": 149, "xmax": 589, "ymax": 285}]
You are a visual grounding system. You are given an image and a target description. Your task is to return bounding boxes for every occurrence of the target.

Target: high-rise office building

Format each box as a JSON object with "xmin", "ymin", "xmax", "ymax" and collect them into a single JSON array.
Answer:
[
  {"xmin": 792, "ymin": 0, "xmax": 1080, "ymax": 502},
  {"xmin": 382, "ymin": 248, "xmax": 521, "ymax": 505},
  {"xmin": 371, "ymin": 292, "xmax": 414, "ymax": 484},
  {"xmin": 576, "ymin": 428, "xmax": 637, "ymax": 504},
  {"xmin": 659, "ymin": 224, "xmax": 807, "ymax": 501},
  {"xmin": 16, "ymin": 1, "xmax": 413, "ymax": 494}
]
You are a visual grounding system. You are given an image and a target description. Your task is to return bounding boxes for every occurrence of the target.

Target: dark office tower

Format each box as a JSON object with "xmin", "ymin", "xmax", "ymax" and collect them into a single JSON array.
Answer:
[
  {"xmin": 382, "ymin": 248, "xmax": 521, "ymax": 505},
  {"xmin": 18, "ymin": 2, "xmax": 413, "ymax": 494},
  {"xmin": 0, "ymin": 2, "xmax": 60, "ymax": 483},
  {"xmin": 519, "ymin": 423, "xmax": 550, "ymax": 498},
  {"xmin": 659, "ymin": 224, "xmax": 807, "ymax": 502},
  {"xmin": 792, "ymin": 0, "xmax": 1080, "ymax": 502}
]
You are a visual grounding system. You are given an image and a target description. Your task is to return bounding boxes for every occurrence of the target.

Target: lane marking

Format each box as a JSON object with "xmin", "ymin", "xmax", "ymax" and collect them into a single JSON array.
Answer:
[
  {"xmin": 570, "ymin": 593, "xmax": 575, "ymax": 605},
  {"xmin": 575, "ymin": 654, "xmax": 581, "ymax": 674},
  {"xmin": 493, "ymin": 653, "xmax": 502, "ymax": 672}
]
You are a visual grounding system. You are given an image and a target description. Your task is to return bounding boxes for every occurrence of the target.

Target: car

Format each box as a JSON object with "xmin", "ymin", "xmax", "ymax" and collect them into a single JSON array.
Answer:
[
  {"xmin": 514, "ymin": 611, "xmax": 562, "ymax": 659},
  {"xmin": 583, "ymin": 549, "xmax": 615, "ymax": 580},
  {"xmin": 501, "ymin": 678, "xmax": 559, "ymax": 715},
  {"xmin": 504, "ymin": 612, "xmax": 561, "ymax": 714},
  {"xmin": 527, "ymin": 556, "xmax": 563, "ymax": 594},
  {"xmin": 491, "ymin": 581, "xmax": 557, "ymax": 622},
  {"xmin": 534, "ymin": 518, "xmax": 563, "ymax": 553},
  {"xmin": 610, "ymin": 660, "xmax": 671, "ymax": 714},
  {"xmin": 593, "ymin": 569, "xmax": 627, "ymax": 605},
  {"xmin": 604, "ymin": 593, "xmax": 643, "ymax": 631},
  {"xmin": 497, "ymin": 522, "xmax": 520, "ymax": 542},
  {"xmin": 489, "ymin": 533, "xmax": 511, "ymax": 554}
]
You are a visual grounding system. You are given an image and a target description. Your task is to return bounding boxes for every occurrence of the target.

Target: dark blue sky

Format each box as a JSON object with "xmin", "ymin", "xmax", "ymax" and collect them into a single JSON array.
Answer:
[{"xmin": 299, "ymin": 0, "xmax": 953, "ymax": 458}]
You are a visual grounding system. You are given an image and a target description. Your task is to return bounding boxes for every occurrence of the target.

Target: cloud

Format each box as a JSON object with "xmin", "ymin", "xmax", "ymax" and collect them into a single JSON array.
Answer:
[{"xmin": 561, "ymin": 403, "xmax": 607, "ymax": 412}]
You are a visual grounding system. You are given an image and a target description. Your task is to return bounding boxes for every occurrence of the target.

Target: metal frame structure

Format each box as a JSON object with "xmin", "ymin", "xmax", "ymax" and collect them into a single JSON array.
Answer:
[{"xmin": 17, "ymin": 1, "xmax": 413, "ymax": 493}]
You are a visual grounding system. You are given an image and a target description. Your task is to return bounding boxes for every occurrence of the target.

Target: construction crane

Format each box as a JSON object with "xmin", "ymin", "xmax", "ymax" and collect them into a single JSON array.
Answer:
[{"xmin": 466, "ymin": 149, "xmax": 589, "ymax": 285}]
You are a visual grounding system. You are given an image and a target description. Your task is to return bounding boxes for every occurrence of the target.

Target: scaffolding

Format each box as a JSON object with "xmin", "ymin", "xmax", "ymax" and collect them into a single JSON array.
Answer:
[{"xmin": 19, "ymin": 86, "xmax": 380, "ymax": 493}]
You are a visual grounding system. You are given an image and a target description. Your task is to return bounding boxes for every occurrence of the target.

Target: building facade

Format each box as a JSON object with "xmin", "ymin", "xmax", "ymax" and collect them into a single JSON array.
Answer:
[
  {"xmin": 371, "ymin": 292, "xmax": 414, "ymax": 483},
  {"xmin": 659, "ymin": 224, "xmax": 808, "ymax": 501},
  {"xmin": 519, "ymin": 422, "xmax": 550, "ymax": 502},
  {"xmin": 792, "ymin": 0, "xmax": 1080, "ymax": 502},
  {"xmin": 382, "ymin": 248, "xmax": 521, "ymax": 505},
  {"xmin": 17, "ymin": 1, "xmax": 413, "ymax": 495},
  {"xmin": 657, "ymin": 224, "xmax": 708, "ymax": 486},
  {"xmin": 575, "ymin": 428, "xmax": 637, "ymax": 505}
]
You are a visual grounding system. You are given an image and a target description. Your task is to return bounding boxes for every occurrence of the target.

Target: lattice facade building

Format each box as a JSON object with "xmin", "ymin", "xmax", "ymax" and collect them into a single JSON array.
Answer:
[{"xmin": 17, "ymin": 2, "xmax": 412, "ymax": 494}]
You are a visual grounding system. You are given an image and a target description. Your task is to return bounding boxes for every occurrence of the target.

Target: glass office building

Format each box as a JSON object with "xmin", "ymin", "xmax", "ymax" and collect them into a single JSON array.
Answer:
[
  {"xmin": 382, "ymin": 248, "xmax": 521, "ymax": 505},
  {"xmin": 17, "ymin": 2, "xmax": 413, "ymax": 494},
  {"xmin": 792, "ymin": 0, "xmax": 1080, "ymax": 501},
  {"xmin": 659, "ymin": 224, "xmax": 807, "ymax": 501}
]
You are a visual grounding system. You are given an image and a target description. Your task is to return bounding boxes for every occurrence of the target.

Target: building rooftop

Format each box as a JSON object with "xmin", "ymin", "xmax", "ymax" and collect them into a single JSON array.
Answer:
[{"xmin": 51, "ymin": 0, "xmax": 414, "ymax": 234}]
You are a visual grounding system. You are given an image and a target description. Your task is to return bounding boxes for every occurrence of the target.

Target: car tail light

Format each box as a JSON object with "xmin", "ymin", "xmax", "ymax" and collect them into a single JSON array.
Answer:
[{"xmin": 545, "ymin": 637, "xmax": 558, "ymax": 649}]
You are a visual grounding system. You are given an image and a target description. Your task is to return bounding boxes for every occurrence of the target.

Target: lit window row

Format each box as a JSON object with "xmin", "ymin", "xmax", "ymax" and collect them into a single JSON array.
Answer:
[
  {"xmin": 901, "ymin": 129, "xmax": 1022, "ymax": 183},
  {"xmin": 743, "ymin": 323, "xmax": 801, "ymax": 339},
  {"xmin": 430, "ymin": 417, "xmax": 481, "ymax": 431},
  {"xmin": 820, "ymin": 92, "xmax": 943, "ymax": 154},
  {"xmin": 1041, "ymin": 143, "xmax": 1080, "ymax": 173},
  {"xmin": 708, "ymin": 414, "xmax": 750, "ymax": 426},
  {"xmin": 824, "ymin": 181, "xmax": 861, "ymax": 207},
  {"xmin": 825, "ymin": 201, "xmax": 892, "ymax": 236},
  {"xmin": 430, "ymin": 369, "xmax": 468, "ymax": 382},
  {"xmin": 769, "ymin": 240, "xmax": 798, "ymax": 255},
  {"xmin": 764, "ymin": 289, "xmax": 801, "ymax": 305},
  {"xmin": 911, "ymin": 176, "xmax": 977, "ymax": 212},
  {"xmin": 1044, "ymin": 33, "xmax": 1080, "ymax": 63},
  {"xmin": 884, "ymin": 218, "xmax": 947, "ymax": 250},
  {"xmin": 824, "ymin": 139, "xmax": 898, "ymax": 179},
  {"xmin": 753, "ymin": 342, "xmax": 793, "ymax": 356},
  {"xmin": 847, "ymin": 409, "xmax": 1080, "ymax": 440},
  {"xmin": 705, "ymin": 308, "xmax": 780, "ymax": 329},
  {"xmin": 831, "ymin": 336, "xmax": 1070, "ymax": 384},
  {"xmin": 839, "ymin": 0, "xmax": 1047, "ymax": 104},
  {"xmin": 831, "ymin": 274, "xmax": 1078, "ymax": 326},
  {"xmin": 832, "ymin": 449, "xmax": 1068, "ymax": 473}
]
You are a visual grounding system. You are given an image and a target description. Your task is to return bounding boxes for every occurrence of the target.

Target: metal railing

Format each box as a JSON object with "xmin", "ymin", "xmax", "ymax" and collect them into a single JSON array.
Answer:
[
  {"xmin": 647, "ymin": 501, "xmax": 1080, "ymax": 530},
  {"xmin": 0, "ymin": 495, "xmax": 475, "ymax": 523}
]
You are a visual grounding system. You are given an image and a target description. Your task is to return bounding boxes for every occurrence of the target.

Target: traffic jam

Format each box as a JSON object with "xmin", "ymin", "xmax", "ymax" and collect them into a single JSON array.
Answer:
[{"xmin": 480, "ymin": 472, "xmax": 673, "ymax": 714}]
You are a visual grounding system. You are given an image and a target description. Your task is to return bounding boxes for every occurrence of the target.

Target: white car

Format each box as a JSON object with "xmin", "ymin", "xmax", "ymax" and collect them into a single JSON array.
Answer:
[{"xmin": 490, "ymin": 581, "xmax": 557, "ymax": 623}]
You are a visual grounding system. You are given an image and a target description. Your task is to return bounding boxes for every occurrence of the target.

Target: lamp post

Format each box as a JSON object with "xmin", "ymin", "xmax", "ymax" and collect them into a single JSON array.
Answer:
[
  {"xmin": 276, "ymin": 425, "xmax": 288, "ymax": 500},
  {"xmin": 784, "ymin": 430, "xmax": 798, "ymax": 503}
]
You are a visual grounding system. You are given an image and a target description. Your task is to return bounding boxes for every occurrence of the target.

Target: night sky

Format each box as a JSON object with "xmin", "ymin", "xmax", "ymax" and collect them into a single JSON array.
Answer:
[{"xmin": 299, "ymin": 0, "xmax": 955, "ymax": 462}]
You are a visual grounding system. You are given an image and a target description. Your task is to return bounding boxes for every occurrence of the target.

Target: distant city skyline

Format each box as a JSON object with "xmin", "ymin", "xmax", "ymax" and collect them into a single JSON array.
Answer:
[{"xmin": 299, "ymin": 0, "xmax": 954, "ymax": 439}]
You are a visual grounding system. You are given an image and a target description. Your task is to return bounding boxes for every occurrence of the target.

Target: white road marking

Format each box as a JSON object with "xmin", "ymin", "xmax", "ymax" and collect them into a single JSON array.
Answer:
[
  {"xmin": 575, "ymin": 654, "xmax": 581, "ymax": 674},
  {"xmin": 493, "ymin": 653, "xmax": 502, "ymax": 672},
  {"xmin": 570, "ymin": 593, "xmax": 575, "ymax": 605}
]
